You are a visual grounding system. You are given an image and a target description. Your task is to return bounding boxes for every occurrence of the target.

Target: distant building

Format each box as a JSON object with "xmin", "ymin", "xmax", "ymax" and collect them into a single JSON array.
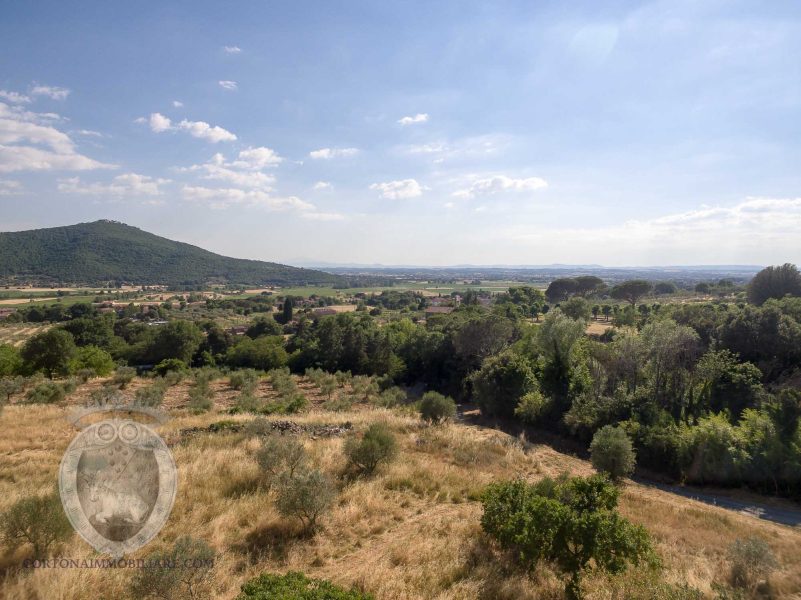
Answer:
[
  {"xmin": 312, "ymin": 308, "xmax": 337, "ymax": 317},
  {"xmin": 425, "ymin": 306, "xmax": 454, "ymax": 315}
]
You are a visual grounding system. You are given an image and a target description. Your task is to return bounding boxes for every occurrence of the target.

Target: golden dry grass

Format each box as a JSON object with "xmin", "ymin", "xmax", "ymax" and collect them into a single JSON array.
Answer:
[{"xmin": 1, "ymin": 376, "xmax": 800, "ymax": 599}]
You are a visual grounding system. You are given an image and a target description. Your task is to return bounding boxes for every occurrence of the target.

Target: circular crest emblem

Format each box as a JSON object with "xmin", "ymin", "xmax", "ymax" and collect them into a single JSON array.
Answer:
[{"xmin": 59, "ymin": 418, "xmax": 177, "ymax": 557}]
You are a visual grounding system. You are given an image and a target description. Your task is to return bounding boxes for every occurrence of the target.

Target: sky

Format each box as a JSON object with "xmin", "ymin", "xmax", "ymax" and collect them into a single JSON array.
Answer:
[{"xmin": 1, "ymin": 0, "xmax": 800, "ymax": 267}]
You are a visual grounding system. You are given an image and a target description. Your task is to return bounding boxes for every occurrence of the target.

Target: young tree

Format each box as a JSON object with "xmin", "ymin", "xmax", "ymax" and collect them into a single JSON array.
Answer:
[
  {"xmin": 601, "ymin": 304, "xmax": 612, "ymax": 321},
  {"xmin": 481, "ymin": 475, "xmax": 656, "ymax": 599},
  {"xmin": 131, "ymin": 536, "xmax": 215, "ymax": 600},
  {"xmin": 419, "ymin": 391, "xmax": 457, "ymax": 424},
  {"xmin": 0, "ymin": 344, "xmax": 22, "ymax": 377},
  {"xmin": 0, "ymin": 492, "xmax": 72, "ymax": 556},
  {"xmin": 344, "ymin": 423, "xmax": 398, "ymax": 475},
  {"xmin": 590, "ymin": 425, "xmax": 637, "ymax": 481},
  {"xmin": 275, "ymin": 469, "xmax": 335, "ymax": 532}
]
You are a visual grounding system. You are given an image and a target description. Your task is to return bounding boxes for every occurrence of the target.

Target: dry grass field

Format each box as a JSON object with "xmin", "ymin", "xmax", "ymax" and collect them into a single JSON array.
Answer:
[
  {"xmin": 1, "ymin": 375, "xmax": 800, "ymax": 599},
  {"xmin": 0, "ymin": 324, "xmax": 52, "ymax": 348}
]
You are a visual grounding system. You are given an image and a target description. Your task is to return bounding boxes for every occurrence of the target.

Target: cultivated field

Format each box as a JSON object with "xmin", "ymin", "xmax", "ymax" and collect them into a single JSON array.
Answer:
[{"xmin": 1, "ymin": 375, "xmax": 799, "ymax": 599}]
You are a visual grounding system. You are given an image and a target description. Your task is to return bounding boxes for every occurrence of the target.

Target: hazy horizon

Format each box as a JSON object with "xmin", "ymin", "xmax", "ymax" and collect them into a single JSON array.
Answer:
[{"xmin": 2, "ymin": 1, "xmax": 801, "ymax": 266}]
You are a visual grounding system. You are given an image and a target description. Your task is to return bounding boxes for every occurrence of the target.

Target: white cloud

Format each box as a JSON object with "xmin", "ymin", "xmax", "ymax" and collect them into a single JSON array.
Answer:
[
  {"xmin": 453, "ymin": 175, "xmax": 548, "ymax": 199},
  {"xmin": 178, "ymin": 119, "xmax": 237, "ymax": 142},
  {"xmin": 370, "ymin": 179, "xmax": 424, "ymax": 200},
  {"xmin": 30, "ymin": 85, "xmax": 70, "ymax": 101},
  {"xmin": 179, "ymin": 148, "xmax": 282, "ymax": 189},
  {"xmin": 148, "ymin": 112, "xmax": 172, "ymax": 133},
  {"xmin": 140, "ymin": 112, "xmax": 237, "ymax": 142},
  {"xmin": 74, "ymin": 129, "xmax": 103, "ymax": 137},
  {"xmin": 58, "ymin": 173, "xmax": 170, "ymax": 198},
  {"xmin": 218, "ymin": 80, "xmax": 238, "ymax": 91},
  {"xmin": 223, "ymin": 46, "xmax": 242, "ymax": 54},
  {"xmin": 309, "ymin": 147, "xmax": 359, "ymax": 159},
  {"xmin": 0, "ymin": 90, "xmax": 30, "ymax": 104},
  {"xmin": 313, "ymin": 181, "xmax": 332, "ymax": 190},
  {"xmin": 172, "ymin": 100, "xmax": 184, "ymax": 108},
  {"xmin": 233, "ymin": 146, "xmax": 283, "ymax": 168},
  {"xmin": 0, "ymin": 179, "xmax": 22, "ymax": 195},
  {"xmin": 181, "ymin": 185, "xmax": 314, "ymax": 211},
  {"xmin": 0, "ymin": 102, "xmax": 114, "ymax": 173},
  {"xmin": 398, "ymin": 113, "xmax": 429, "ymax": 125}
]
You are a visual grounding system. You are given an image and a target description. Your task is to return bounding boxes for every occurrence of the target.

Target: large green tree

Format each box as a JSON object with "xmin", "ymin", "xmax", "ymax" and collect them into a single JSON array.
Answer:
[
  {"xmin": 747, "ymin": 263, "xmax": 801, "ymax": 306},
  {"xmin": 21, "ymin": 329, "xmax": 77, "ymax": 377},
  {"xmin": 610, "ymin": 280, "xmax": 652, "ymax": 307}
]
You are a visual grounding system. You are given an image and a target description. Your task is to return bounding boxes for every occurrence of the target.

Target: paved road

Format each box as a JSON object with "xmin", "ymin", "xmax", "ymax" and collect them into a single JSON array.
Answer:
[{"xmin": 635, "ymin": 479, "xmax": 801, "ymax": 528}]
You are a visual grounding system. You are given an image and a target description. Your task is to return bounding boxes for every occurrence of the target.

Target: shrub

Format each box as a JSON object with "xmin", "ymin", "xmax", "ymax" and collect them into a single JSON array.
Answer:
[
  {"xmin": 229, "ymin": 369, "xmax": 260, "ymax": 393},
  {"xmin": 514, "ymin": 389, "xmax": 552, "ymax": 424},
  {"xmin": 113, "ymin": 366, "xmax": 137, "ymax": 389},
  {"xmin": 275, "ymin": 469, "xmax": 335, "ymax": 532},
  {"xmin": 481, "ymin": 475, "xmax": 656, "ymax": 600},
  {"xmin": 69, "ymin": 345, "xmax": 115, "ymax": 377},
  {"xmin": 268, "ymin": 367, "xmax": 297, "ymax": 395},
  {"xmin": 163, "ymin": 369, "xmax": 185, "ymax": 386},
  {"xmin": 154, "ymin": 358, "xmax": 189, "ymax": 377},
  {"xmin": 344, "ymin": 423, "xmax": 398, "ymax": 475},
  {"xmin": 727, "ymin": 536, "xmax": 778, "ymax": 590},
  {"xmin": 419, "ymin": 391, "xmax": 456, "ymax": 424},
  {"xmin": 590, "ymin": 425, "xmax": 637, "ymax": 481},
  {"xmin": 188, "ymin": 380, "xmax": 214, "ymax": 413},
  {"xmin": 0, "ymin": 376, "xmax": 24, "ymax": 402},
  {"xmin": 75, "ymin": 368, "xmax": 96, "ymax": 383},
  {"xmin": 131, "ymin": 536, "xmax": 215, "ymax": 600},
  {"xmin": 319, "ymin": 374, "xmax": 338, "ymax": 400},
  {"xmin": 351, "ymin": 375, "xmax": 379, "ymax": 402},
  {"xmin": 237, "ymin": 571, "xmax": 374, "ymax": 600},
  {"xmin": 264, "ymin": 392, "xmax": 308, "ymax": 415},
  {"xmin": 0, "ymin": 492, "xmax": 72, "ymax": 556},
  {"xmin": 90, "ymin": 383, "xmax": 123, "ymax": 406},
  {"xmin": 376, "ymin": 386, "xmax": 407, "ymax": 408},
  {"xmin": 24, "ymin": 381, "xmax": 66, "ymax": 404},
  {"xmin": 256, "ymin": 435, "xmax": 308, "ymax": 490},
  {"xmin": 233, "ymin": 393, "xmax": 263, "ymax": 413},
  {"xmin": 135, "ymin": 381, "xmax": 167, "ymax": 407}
]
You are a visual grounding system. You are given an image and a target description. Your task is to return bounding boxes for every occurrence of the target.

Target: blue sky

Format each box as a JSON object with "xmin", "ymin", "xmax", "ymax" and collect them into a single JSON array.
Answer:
[{"xmin": 1, "ymin": 0, "xmax": 800, "ymax": 266}]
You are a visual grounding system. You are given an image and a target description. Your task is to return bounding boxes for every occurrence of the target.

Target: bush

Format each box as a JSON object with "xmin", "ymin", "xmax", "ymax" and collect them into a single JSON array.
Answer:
[
  {"xmin": 590, "ymin": 425, "xmax": 637, "ymax": 481},
  {"xmin": 0, "ymin": 492, "xmax": 72, "ymax": 556},
  {"xmin": 268, "ymin": 367, "xmax": 297, "ymax": 395},
  {"xmin": 481, "ymin": 475, "xmax": 656, "ymax": 599},
  {"xmin": 0, "ymin": 376, "xmax": 24, "ymax": 402},
  {"xmin": 344, "ymin": 423, "xmax": 398, "ymax": 475},
  {"xmin": 263, "ymin": 392, "xmax": 308, "ymax": 415},
  {"xmin": 90, "ymin": 383, "xmax": 123, "ymax": 406},
  {"xmin": 229, "ymin": 369, "xmax": 260, "ymax": 393},
  {"xmin": 233, "ymin": 393, "xmax": 263, "ymax": 413},
  {"xmin": 275, "ymin": 469, "xmax": 335, "ymax": 532},
  {"xmin": 75, "ymin": 368, "xmax": 96, "ymax": 383},
  {"xmin": 69, "ymin": 345, "xmax": 115, "ymax": 377},
  {"xmin": 256, "ymin": 435, "xmax": 308, "ymax": 490},
  {"xmin": 419, "ymin": 391, "xmax": 456, "ymax": 424},
  {"xmin": 727, "ymin": 537, "xmax": 778, "ymax": 590},
  {"xmin": 163, "ymin": 369, "xmax": 185, "ymax": 386},
  {"xmin": 188, "ymin": 380, "xmax": 214, "ymax": 413},
  {"xmin": 376, "ymin": 386, "xmax": 407, "ymax": 408},
  {"xmin": 24, "ymin": 381, "xmax": 66, "ymax": 404},
  {"xmin": 113, "ymin": 365, "xmax": 137, "ymax": 389},
  {"xmin": 237, "ymin": 571, "xmax": 374, "ymax": 600},
  {"xmin": 514, "ymin": 389, "xmax": 552, "ymax": 424},
  {"xmin": 154, "ymin": 358, "xmax": 189, "ymax": 377},
  {"xmin": 135, "ymin": 381, "xmax": 167, "ymax": 407},
  {"xmin": 131, "ymin": 536, "xmax": 215, "ymax": 600}
]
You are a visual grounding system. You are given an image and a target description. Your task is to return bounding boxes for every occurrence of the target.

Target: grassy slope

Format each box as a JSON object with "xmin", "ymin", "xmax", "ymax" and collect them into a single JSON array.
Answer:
[
  {"xmin": 0, "ymin": 221, "xmax": 342, "ymax": 286},
  {"xmin": 1, "ymin": 377, "xmax": 799, "ymax": 599}
]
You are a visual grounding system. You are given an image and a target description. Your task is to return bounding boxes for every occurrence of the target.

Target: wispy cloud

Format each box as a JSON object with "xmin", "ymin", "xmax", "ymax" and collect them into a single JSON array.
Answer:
[
  {"xmin": 172, "ymin": 100, "xmax": 183, "ymax": 108},
  {"xmin": 30, "ymin": 85, "xmax": 70, "ymax": 100},
  {"xmin": 223, "ymin": 46, "xmax": 242, "ymax": 54},
  {"xmin": 453, "ymin": 175, "xmax": 548, "ymax": 199},
  {"xmin": 0, "ymin": 179, "xmax": 22, "ymax": 195},
  {"xmin": 309, "ymin": 147, "xmax": 359, "ymax": 159},
  {"xmin": 0, "ymin": 101, "xmax": 114, "ymax": 173},
  {"xmin": 181, "ymin": 185, "xmax": 314, "ymax": 212},
  {"xmin": 398, "ymin": 113, "xmax": 429, "ymax": 125},
  {"xmin": 313, "ymin": 181, "xmax": 332, "ymax": 190},
  {"xmin": 218, "ymin": 80, "xmax": 238, "ymax": 91},
  {"xmin": 0, "ymin": 90, "xmax": 30, "ymax": 104},
  {"xmin": 370, "ymin": 179, "xmax": 424, "ymax": 199},
  {"xmin": 58, "ymin": 173, "xmax": 169, "ymax": 198},
  {"xmin": 301, "ymin": 211, "xmax": 346, "ymax": 221}
]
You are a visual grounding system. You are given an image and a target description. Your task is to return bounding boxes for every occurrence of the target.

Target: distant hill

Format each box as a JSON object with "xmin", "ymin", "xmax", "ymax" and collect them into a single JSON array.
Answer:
[{"xmin": 0, "ymin": 220, "xmax": 343, "ymax": 287}]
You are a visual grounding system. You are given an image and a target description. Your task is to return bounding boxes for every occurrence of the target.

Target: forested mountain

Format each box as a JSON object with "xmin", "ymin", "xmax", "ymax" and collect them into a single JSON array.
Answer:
[{"xmin": 0, "ymin": 220, "xmax": 342, "ymax": 287}]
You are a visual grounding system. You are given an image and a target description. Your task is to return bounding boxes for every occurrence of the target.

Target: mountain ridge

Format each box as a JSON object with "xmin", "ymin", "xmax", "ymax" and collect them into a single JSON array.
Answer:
[{"xmin": 0, "ymin": 220, "xmax": 342, "ymax": 287}]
